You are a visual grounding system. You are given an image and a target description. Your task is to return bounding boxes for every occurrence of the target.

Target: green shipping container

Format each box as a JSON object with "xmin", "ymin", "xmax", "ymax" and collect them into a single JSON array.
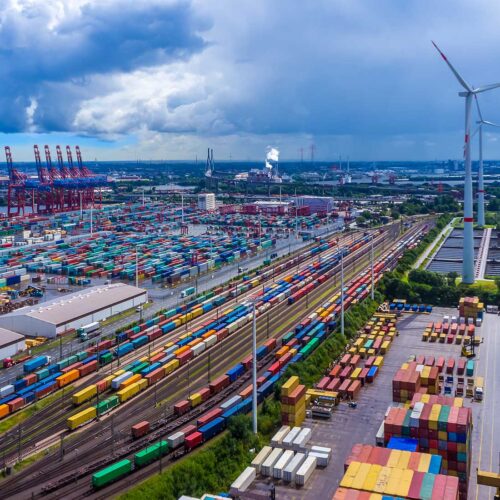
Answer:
[
  {"xmin": 96, "ymin": 395, "xmax": 120, "ymax": 416},
  {"xmin": 100, "ymin": 352, "xmax": 113, "ymax": 365},
  {"xmin": 131, "ymin": 362, "xmax": 150, "ymax": 374},
  {"xmin": 466, "ymin": 360, "xmax": 474, "ymax": 377},
  {"xmin": 438, "ymin": 405, "xmax": 450, "ymax": 431},
  {"xmin": 134, "ymin": 441, "xmax": 168, "ymax": 467},
  {"xmin": 92, "ymin": 459, "xmax": 132, "ymax": 488}
]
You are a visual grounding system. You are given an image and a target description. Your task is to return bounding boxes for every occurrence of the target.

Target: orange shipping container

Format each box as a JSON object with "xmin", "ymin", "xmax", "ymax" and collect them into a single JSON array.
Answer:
[
  {"xmin": 120, "ymin": 373, "xmax": 142, "ymax": 389},
  {"xmin": 57, "ymin": 369, "xmax": 80, "ymax": 388}
]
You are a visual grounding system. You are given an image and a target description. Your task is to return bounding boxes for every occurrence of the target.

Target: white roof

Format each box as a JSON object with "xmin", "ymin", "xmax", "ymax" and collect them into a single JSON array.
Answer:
[
  {"xmin": 2, "ymin": 284, "xmax": 146, "ymax": 327},
  {"xmin": 0, "ymin": 327, "xmax": 24, "ymax": 347}
]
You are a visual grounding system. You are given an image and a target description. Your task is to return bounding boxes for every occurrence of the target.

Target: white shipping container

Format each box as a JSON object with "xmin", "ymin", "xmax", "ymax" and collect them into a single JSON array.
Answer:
[
  {"xmin": 203, "ymin": 335, "xmax": 217, "ymax": 348},
  {"xmin": 272, "ymin": 449, "xmax": 295, "ymax": 479},
  {"xmin": 191, "ymin": 343, "xmax": 206, "ymax": 357},
  {"xmin": 295, "ymin": 456, "xmax": 317, "ymax": 486},
  {"xmin": 261, "ymin": 448, "xmax": 283, "ymax": 477},
  {"xmin": 251, "ymin": 446, "xmax": 272, "ymax": 473},
  {"xmin": 375, "ymin": 421, "xmax": 385, "ymax": 446},
  {"xmin": 220, "ymin": 395, "xmax": 242, "ymax": 411},
  {"xmin": 283, "ymin": 452, "xmax": 306, "ymax": 483},
  {"xmin": 310, "ymin": 445, "xmax": 332, "ymax": 457},
  {"xmin": 167, "ymin": 431, "xmax": 184, "ymax": 449},
  {"xmin": 308, "ymin": 451, "xmax": 329, "ymax": 467},
  {"xmin": 271, "ymin": 425, "xmax": 291, "ymax": 447},
  {"xmin": 292, "ymin": 427, "xmax": 311, "ymax": 451},
  {"xmin": 282, "ymin": 426, "xmax": 301, "ymax": 449},
  {"xmin": 111, "ymin": 371, "xmax": 133, "ymax": 390},
  {"xmin": 229, "ymin": 467, "xmax": 256, "ymax": 496},
  {"xmin": 0, "ymin": 384, "xmax": 14, "ymax": 397}
]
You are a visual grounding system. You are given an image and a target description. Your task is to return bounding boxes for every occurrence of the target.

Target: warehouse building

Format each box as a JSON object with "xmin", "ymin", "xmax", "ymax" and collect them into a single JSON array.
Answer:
[
  {"xmin": 0, "ymin": 328, "xmax": 26, "ymax": 359},
  {"xmin": 0, "ymin": 284, "xmax": 147, "ymax": 339}
]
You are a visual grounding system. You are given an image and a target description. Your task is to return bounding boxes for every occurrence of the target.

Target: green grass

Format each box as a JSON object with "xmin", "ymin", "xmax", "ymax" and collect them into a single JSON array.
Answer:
[{"xmin": 0, "ymin": 385, "xmax": 74, "ymax": 433}]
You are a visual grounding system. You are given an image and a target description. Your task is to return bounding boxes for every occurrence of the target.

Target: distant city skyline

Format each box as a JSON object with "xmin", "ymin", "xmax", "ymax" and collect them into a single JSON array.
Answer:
[{"xmin": 2, "ymin": 1, "xmax": 500, "ymax": 161}]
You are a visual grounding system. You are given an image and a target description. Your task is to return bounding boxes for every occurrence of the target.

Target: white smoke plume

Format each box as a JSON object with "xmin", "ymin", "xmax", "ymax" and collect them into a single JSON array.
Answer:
[{"xmin": 265, "ymin": 146, "xmax": 279, "ymax": 170}]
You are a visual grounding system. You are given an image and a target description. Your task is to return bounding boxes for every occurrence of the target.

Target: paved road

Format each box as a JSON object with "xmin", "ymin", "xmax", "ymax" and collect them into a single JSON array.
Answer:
[
  {"xmin": 472, "ymin": 312, "xmax": 500, "ymax": 500},
  {"xmin": 414, "ymin": 217, "xmax": 455, "ymax": 269},
  {"xmin": 0, "ymin": 223, "xmax": 343, "ymax": 386}
]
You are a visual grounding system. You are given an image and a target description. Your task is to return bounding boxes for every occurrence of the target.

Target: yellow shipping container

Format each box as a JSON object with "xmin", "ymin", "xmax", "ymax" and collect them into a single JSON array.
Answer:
[
  {"xmin": 340, "ymin": 461, "xmax": 362, "ymax": 488},
  {"xmin": 374, "ymin": 356, "xmax": 384, "ymax": 368},
  {"xmin": 387, "ymin": 449, "xmax": 401, "ymax": 468},
  {"xmin": 189, "ymin": 392, "xmax": 203, "ymax": 407},
  {"xmin": 352, "ymin": 463, "xmax": 372, "ymax": 491},
  {"xmin": 281, "ymin": 376, "xmax": 299, "ymax": 397},
  {"xmin": 373, "ymin": 466, "xmax": 391, "ymax": 494},
  {"xmin": 398, "ymin": 469, "xmax": 413, "ymax": 497},
  {"xmin": 429, "ymin": 404, "xmax": 441, "ymax": 430},
  {"xmin": 67, "ymin": 407, "xmax": 96, "ymax": 430},
  {"xmin": 120, "ymin": 373, "xmax": 142, "ymax": 389},
  {"xmin": 418, "ymin": 453, "xmax": 431, "ymax": 473},
  {"xmin": 351, "ymin": 368, "xmax": 362, "ymax": 380},
  {"xmin": 164, "ymin": 341, "xmax": 175, "ymax": 349},
  {"xmin": 174, "ymin": 346, "xmax": 190, "ymax": 357},
  {"xmin": 363, "ymin": 464, "xmax": 382, "ymax": 492},
  {"xmin": 454, "ymin": 397, "xmax": 463, "ymax": 407},
  {"xmin": 368, "ymin": 495, "xmax": 382, "ymax": 500},
  {"xmin": 380, "ymin": 341, "xmax": 391, "ymax": 354},
  {"xmin": 163, "ymin": 359, "xmax": 179, "ymax": 375},
  {"xmin": 420, "ymin": 394, "xmax": 430, "ymax": 404},
  {"xmin": 57, "ymin": 369, "xmax": 80, "ymax": 388},
  {"xmin": 397, "ymin": 451, "xmax": 411, "ymax": 470},
  {"xmin": 188, "ymin": 338, "xmax": 202, "ymax": 347},
  {"xmin": 348, "ymin": 347, "xmax": 358, "ymax": 355},
  {"xmin": 359, "ymin": 348, "xmax": 367, "ymax": 358},
  {"xmin": 72, "ymin": 385, "xmax": 97, "ymax": 405},
  {"xmin": 117, "ymin": 382, "xmax": 141, "ymax": 403},
  {"xmin": 138, "ymin": 378, "xmax": 147, "ymax": 391},
  {"xmin": 385, "ymin": 467, "xmax": 402, "ymax": 496}
]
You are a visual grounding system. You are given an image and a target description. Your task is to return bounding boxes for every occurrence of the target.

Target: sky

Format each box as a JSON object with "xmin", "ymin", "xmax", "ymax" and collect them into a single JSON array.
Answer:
[{"xmin": 2, "ymin": 0, "xmax": 500, "ymax": 162}]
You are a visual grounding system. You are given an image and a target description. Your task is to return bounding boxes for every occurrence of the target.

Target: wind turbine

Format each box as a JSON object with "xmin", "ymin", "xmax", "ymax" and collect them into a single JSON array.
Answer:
[
  {"xmin": 474, "ymin": 97, "xmax": 500, "ymax": 227},
  {"xmin": 432, "ymin": 41, "xmax": 500, "ymax": 284}
]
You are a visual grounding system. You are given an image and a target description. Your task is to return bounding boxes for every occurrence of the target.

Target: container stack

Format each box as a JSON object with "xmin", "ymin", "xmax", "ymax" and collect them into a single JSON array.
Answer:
[
  {"xmin": 392, "ymin": 360, "xmax": 439, "ymax": 402},
  {"xmin": 281, "ymin": 376, "xmax": 306, "ymax": 426},
  {"xmin": 384, "ymin": 403, "xmax": 472, "ymax": 498},
  {"xmin": 458, "ymin": 296, "xmax": 484, "ymax": 326}
]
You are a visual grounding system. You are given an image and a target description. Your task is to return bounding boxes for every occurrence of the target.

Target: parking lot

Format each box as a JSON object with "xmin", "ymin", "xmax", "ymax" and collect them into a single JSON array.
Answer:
[{"xmin": 272, "ymin": 306, "xmax": 497, "ymax": 500}]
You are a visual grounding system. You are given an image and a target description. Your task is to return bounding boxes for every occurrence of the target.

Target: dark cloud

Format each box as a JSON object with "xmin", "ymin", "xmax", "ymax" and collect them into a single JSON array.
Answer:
[{"xmin": 0, "ymin": 0, "xmax": 209, "ymax": 132}]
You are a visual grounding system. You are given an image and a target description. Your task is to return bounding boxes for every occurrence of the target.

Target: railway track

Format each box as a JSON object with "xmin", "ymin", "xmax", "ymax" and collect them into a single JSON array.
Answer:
[
  {"xmin": 0, "ymin": 230, "xmax": 361, "ymax": 461},
  {"xmin": 0, "ymin": 221, "xmax": 427, "ymax": 499}
]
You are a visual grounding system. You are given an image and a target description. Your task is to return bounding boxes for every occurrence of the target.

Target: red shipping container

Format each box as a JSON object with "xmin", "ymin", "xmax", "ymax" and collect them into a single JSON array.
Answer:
[
  {"xmin": 179, "ymin": 424, "xmax": 196, "ymax": 437},
  {"xmin": 340, "ymin": 366, "xmax": 353, "ymax": 381},
  {"xmin": 177, "ymin": 349, "xmax": 193, "ymax": 366},
  {"xmin": 268, "ymin": 361, "xmax": 280, "ymax": 375},
  {"xmin": 329, "ymin": 365, "xmax": 341, "ymax": 378},
  {"xmin": 283, "ymin": 384, "xmax": 306, "ymax": 405},
  {"xmin": 216, "ymin": 328, "xmax": 229, "ymax": 342},
  {"xmin": 239, "ymin": 384, "xmax": 253, "ymax": 399},
  {"xmin": 97, "ymin": 379, "xmax": 110, "ymax": 393},
  {"xmin": 185, "ymin": 431, "xmax": 203, "ymax": 451},
  {"xmin": 197, "ymin": 408, "xmax": 223, "ymax": 428},
  {"xmin": 209, "ymin": 374, "xmax": 230, "ymax": 394},
  {"xmin": 338, "ymin": 379, "xmax": 351, "ymax": 397},
  {"xmin": 444, "ymin": 476, "xmax": 459, "ymax": 500},
  {"xmin": 62, "ymin": 362, "xmax": 83, "ymax": 374},
  {"xmin": 146, "ymin": 328, "xmax": 162, "ymax": 342},
  {"xmin": 425, "ymin": 356, "xmax": 435, "ymax": 367},
  {"xmin": 316, "ymin": 376, "xmax": 331, "ymax": 390},
  {"xmin": 97, "ymin": 339, "xmax": 113, "ymax": 351},
  {"xmin": 256, "ymin": 376, "xmax": 266, "ymax": 387},
  {"xmin": 25, "ymin": 373, "xmax": 37, "ymax": 386},
  {"xmin": 416, "ymin": 355, "xmax": 425, "ymax": 365},
  {"xmin": 359, "ymin": 368, "xmax": 369, "ymax": 385},
  {"xmin": 365, "ymin": 356, "xmax": 376, "ymax": 368},
  {"xmin": 349, "ymin": 354, "xmax": 360, "ymax": 367},
  {"xmin": 327, "ymin": 378, "xmax": 341, "ymax": 392},
  {"xmin": 264, "ymin": 338, "xmax": 277, "ymax": 351},
  {"xmin": 446, "ymin": 358, "xmax": 455, "ymax": 374},
  {"xmin": 8, "ymin": 397, "xmax": 24, "ymax": 412},
  {"xmin": 347, "ymin": 380, "xmax": 361, "ymax": 399},
  {"xmin": 145, "ymin": 367, "xmax": 165, "ymax": 385},
  {"xmin": 150, "ymin": 352, "xmax": 165, "ymax": 364},
  {"xmin": 174, "ymin": 400, "xmax": 190, "ymax": 416},
  {"xmin": 242, "ymin": 354, "xmax": 253, "ymax": 370},
  {"xmin": 340, "ymin": 354, "xmax": 351, "ymax": 367},
  {"xmin": 132, "ymin": 421, "xmax": 150, "ymax": 439},
  {"xmin": 278, "ymin": 352, "xmax": 293, "ymax": 367},
  {"xmin": 199, "ymin": 387, "xmax": 211, "ymax": 402},
  {"xmin": 78, "ymin": 360, "xmax": 98, "ymax": 377}
]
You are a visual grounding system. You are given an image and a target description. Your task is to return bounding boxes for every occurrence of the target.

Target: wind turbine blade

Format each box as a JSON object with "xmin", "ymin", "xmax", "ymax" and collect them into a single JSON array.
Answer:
[
  {"xmin": 483, "ymin": 120, "xmax": 500, "ymax": 127},
  {"xmin": 474, "ymin": 82, "xmax": 500, "ymax": 93},
  {"xmin": 474, "ymin": 95, "xmax": 484, "ymax": 122},
  {"xmin": 432, "ymin": 41, "xmax": 473, "ymax": 91},
  {"xmin": 470, "ymin": 126, "xmax": 480, "ymax": 140}
]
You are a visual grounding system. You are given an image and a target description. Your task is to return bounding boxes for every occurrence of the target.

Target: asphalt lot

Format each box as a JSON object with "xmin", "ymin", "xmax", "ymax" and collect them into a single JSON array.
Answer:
[{"xmin": 274, "ymin": 306, "xmax": 489, "ymax": 500}]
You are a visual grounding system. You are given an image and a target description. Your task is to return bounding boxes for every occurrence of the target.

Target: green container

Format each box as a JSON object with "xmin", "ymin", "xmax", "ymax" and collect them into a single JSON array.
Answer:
[
  {"xmin": 134, "ymin": 441, "xmax": 168, "ymax": 467},
  {"xmin": 131, "ymin": 362, "xmax": 149, "ymax": 374},
  {"xmin": 76, "ymin": 351, "xmax": 88, "ymax": 361},
  {"xmin": 68, "ymin": 355, "xmax": 78, "ymax": 365},
  {"xmin": 419, "ymin": 472, "xmax": 436, "ymax": 499},
  {"xmin": 99, "ymin": 352, "xmax": 113, "ymax": 365},
  {"xmin": 466, "ymin": 359, "xmax": 474, "ymax": 377},
  {"xmin": 438, "ymin": 405, "xmax": 450, "ymax": 431},
  {"xmin": 92, "ymin": 459, "xmax": 132, "ymax": 488},
  {"xmin": 96, "ymin": 395, "xmax": 120, "ymax": 416}
]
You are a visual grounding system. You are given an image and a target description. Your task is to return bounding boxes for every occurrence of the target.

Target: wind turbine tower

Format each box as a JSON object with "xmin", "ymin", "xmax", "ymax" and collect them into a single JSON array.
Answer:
[
  {"xmin": 432, "ymin": 41, "xmax": 500, "ymax": 284},
  {"xmin": 474, "ymin": 98, "xmax": 500, "ymax": 227}
]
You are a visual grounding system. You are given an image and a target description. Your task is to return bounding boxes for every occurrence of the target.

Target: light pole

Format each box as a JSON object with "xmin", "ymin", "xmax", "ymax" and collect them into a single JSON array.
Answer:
[
  {"xmin": 370, "ymin": 233, "xmax": 374, "ymax": 301},
  {"xmin": 252, "ymin": 301, "xmax": 258, "ymax": 435},
  {"xmin": 340, "ymin": 248, "xmax": 345, "ymax": 338},
  {"xmin": 135, "ymin": 245, "xmax": 139, "ymax": 289}
]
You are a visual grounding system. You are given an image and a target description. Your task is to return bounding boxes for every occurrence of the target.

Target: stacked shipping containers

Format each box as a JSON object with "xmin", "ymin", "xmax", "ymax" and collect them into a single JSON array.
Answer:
[{"xmin": 281, "ymin": 376, "xmax": 306, "ymax": 426}]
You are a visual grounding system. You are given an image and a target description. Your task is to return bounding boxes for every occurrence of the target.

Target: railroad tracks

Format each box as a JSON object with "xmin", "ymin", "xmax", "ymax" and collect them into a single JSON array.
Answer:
[{"xmin": 0, "ymin": 223, "xmax": 424, "ymax": 498}]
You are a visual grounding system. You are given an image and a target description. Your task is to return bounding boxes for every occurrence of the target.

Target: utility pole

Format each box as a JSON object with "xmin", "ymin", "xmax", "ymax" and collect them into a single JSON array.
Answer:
[
  {"xmin": 181, "ymin": 194, "xmax": 184, "ymax": 224},
  {"xmin": 135, "ymin": 245, "xmax": 139, "ymax": 288},
  {"xmin": 90, "ymin": 204, "xmax": 93, "ymax": 236},
  {"xmin": 252, "ymin": 301, "xmax": 258, "ymax": 435},
  {"xmin": 79, "ymin": 192, "xmax": 83, "ymax": 219},
  {"xmin": 17, "ymin": 425, "xmax": 22, "ymax": 462},
  {"xmin": 370, "ymin": 233, "xmax": 375, "ymax": 301},
  {"xmin": 341, "ymin": 249, "xmax": 345, "ymax": 338},
  {"xmin": 59, "ymin": 434, "xmax": 64, "ymax": 461}
]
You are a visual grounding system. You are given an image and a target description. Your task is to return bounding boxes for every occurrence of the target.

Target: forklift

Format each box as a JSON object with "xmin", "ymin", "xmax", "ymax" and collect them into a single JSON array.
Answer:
[{"xmin": 461, "ymin": 337, "xmax": 475, "ymax": 358}]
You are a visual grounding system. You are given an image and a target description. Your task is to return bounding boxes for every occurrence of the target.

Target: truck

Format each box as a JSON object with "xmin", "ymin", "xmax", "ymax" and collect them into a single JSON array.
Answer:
[
  {"xmin": 180, "ymin": 286, "xmax": 195, "ymax": 299},
  {"xmin": 474, "ymin": 376, "xmax": 484, "ymax": 401},
  {"xmin": 486, "ymin": 305, "xmax": 498, "ymax": 314},
  {"xmin": 77, "ymin": 322, "xmax": 101, "ymax": 342},
  {"xmin": 466, "ymin": 378, "xmax": 474, "ymax": 398}
]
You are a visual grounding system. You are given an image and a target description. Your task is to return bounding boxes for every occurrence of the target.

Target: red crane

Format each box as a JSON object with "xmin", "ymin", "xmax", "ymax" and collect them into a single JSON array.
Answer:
[{"xmin": 34, "ymin": 144, "xmax": 53, "ymax": 213}]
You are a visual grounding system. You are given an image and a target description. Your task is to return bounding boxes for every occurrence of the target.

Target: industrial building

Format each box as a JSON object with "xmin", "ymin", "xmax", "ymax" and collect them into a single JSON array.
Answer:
[
  {"xmin": 198, "ymin": 193, "xmax": 216, "ymax": 211},
  {"xmin": 0, "ymin": 284, "xmax": 147, "ymax": 338},
  {"xmin": 243, "ymin": 200, "xmax": 291, "ymax": 215},
  {"xmin": 295, "ymin": 196, "xmax": 334, "ymax": 214},
  {"xmin": 0, "ymin": 327, "xmax": 26, "ymax": 359}
]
